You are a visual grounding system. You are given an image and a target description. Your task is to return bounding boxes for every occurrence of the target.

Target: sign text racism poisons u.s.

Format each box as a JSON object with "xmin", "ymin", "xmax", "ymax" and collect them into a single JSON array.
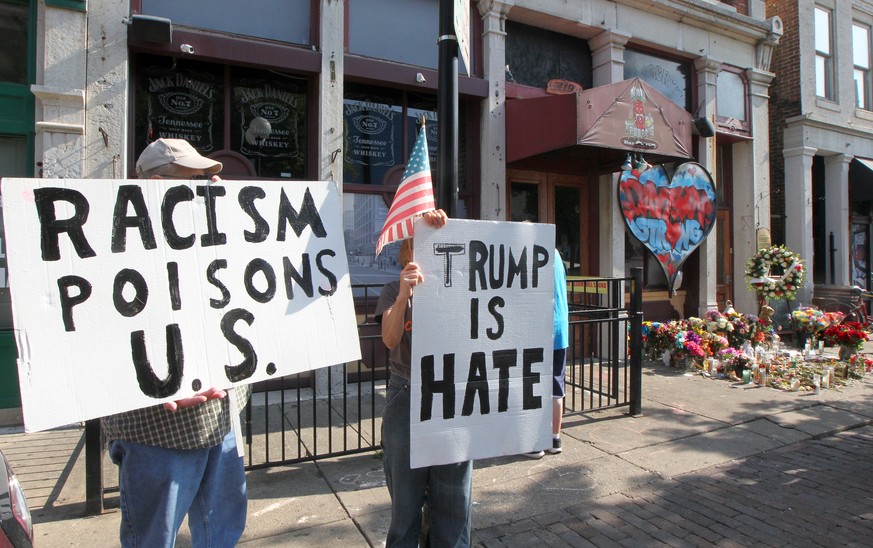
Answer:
[{"xmin": 2, "ymin": 179, "xmax": 360, "ymax": 432}]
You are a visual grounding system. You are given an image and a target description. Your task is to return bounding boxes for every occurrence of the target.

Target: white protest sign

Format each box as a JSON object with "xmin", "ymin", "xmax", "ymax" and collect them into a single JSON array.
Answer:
[
  {"xmin": 410, "ymin": 219, "xmax": 554, "ymax": 468},
  {"xmin": 2, "ymin": 178, "xmax": 361, "ymax": 432}
]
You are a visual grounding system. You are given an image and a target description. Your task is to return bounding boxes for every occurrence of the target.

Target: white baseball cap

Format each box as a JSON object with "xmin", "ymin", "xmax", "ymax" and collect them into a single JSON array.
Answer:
[{"xmin": 135, "ymin": 138, "xmax": 222, "ymax": 175}]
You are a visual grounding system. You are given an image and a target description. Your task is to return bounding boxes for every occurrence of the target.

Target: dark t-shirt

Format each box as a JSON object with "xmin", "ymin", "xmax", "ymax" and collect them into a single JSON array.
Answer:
[{"xmin": 375, "ymin": 280, "xmax": 412, "ymax": 379}]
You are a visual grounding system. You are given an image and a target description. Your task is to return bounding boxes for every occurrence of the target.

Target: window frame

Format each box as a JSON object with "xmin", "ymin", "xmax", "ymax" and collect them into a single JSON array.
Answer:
[
  {"xmin": 854, "ymin": 21, "xmax": 873, "ymax": 110},
  {"xmin": 815, "ymin": 5, "xmax": 836, "ymax": 101},
  {"xmin": 715, "ymin": 65, "xmax": 751, "ymax": 137}
]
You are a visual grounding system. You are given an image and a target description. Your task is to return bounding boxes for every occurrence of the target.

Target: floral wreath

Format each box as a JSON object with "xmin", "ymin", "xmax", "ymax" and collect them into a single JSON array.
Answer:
[{"xmin": 744, "ymin": 245, "xmax": 805, "ymax": 301}]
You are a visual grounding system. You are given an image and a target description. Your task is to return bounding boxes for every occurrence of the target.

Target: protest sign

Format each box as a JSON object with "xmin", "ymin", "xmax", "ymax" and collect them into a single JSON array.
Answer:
[
  {"xmin": 2, "ymin": 178, "xmax": 360, "ymax": 432},
  {"xmin": 410, "ymin": 219, "xmax": 554, "ymax": 468}
]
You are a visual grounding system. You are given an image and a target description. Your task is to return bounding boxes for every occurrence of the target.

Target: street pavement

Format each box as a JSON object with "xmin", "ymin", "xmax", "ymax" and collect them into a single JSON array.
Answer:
[{"xmin": 2, "ymin": 348, "xmax": 873, "ymax": 547}]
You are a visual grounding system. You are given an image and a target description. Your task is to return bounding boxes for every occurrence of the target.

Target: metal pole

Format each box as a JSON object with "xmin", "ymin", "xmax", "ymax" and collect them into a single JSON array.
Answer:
[
  {"xmin": 829, "ymin": 231, "xmax": 835, "ymax": 285},
  {"xmin": 437, "ymin": 0, "xmax": 458, "ymax": 217},
  {"xmin": 84, "ymin": 419, "xmax": 104, "ymax": 515},
  {"xmin": 629, "ymin": 267, "xmax": 644, "ymax": 416}
]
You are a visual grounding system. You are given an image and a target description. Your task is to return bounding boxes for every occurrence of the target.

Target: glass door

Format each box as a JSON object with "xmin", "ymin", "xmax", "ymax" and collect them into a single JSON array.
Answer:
[{"xmin": 507, "ymin": 170, "xmax": 587, "ymax": 276}]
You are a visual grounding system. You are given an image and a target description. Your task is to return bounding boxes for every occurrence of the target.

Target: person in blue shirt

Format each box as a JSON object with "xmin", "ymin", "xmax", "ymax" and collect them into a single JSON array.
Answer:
[{"xmin": 527, "ymin": 248, "xmax": 569, "ymax": 458}]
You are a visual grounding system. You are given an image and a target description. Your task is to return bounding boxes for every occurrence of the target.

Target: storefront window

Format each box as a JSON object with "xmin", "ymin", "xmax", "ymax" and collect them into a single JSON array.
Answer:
[
  {"xmin": 624, "ymin": 50, "xmax": 691, "ymax": 112},
  {"xmin": 141, "ymin": 0, "xmax": 311, "ymax": 45},
  {"xmin": 343, "ymin": 85, "xmax": 403, "ymax": 186},
  {"xmin": 341, "ymin": 81, "xmax": 476, "ymax": 271},
  {"xmin": 625, "ymin": 235, "xmax": 669, "ymax": 290},
  {"xmin": 135, "ymin": 56, "xmax": 223, "ymax": 154},
  {"xmin": 134, "ymin": 54, "xmax": 310, "ymax": 179},
  {"xmin": 0, "ymin": 1, "xmax": 28, "ymax": 84},
  {"xmin": 852, "ymin": 224, "xmax": 870, "ymax": 290},
  {"xmin": 230, "ymin": 68, "xmax": 308, "ymax": 179}
]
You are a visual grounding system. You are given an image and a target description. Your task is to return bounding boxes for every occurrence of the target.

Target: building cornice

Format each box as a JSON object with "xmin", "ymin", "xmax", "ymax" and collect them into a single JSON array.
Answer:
[{"xmin": 619, "ymin": 0, "xmax": 780, "ymax": 45}]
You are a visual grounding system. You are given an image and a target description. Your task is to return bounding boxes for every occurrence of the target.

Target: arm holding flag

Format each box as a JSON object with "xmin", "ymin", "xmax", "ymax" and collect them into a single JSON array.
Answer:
[{"xmin": 381, "ymin": 209, "xmax": 447, "ymax": 349}]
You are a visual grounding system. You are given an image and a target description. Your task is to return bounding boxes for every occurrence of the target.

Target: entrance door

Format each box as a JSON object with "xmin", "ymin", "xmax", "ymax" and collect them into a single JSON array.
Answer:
[
  {"xmin": 507, "ymin": 170, "xmax": 589, "ymax": 276},
  {"xmin": 716, "ymin": 210, "xmax": 733, "ymax": 308}
]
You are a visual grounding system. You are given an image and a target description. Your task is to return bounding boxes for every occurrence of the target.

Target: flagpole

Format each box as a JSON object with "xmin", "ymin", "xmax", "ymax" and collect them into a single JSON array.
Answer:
[{"xmin": 437, "ymin": 0, "xmax": 458, "ymax": 218}]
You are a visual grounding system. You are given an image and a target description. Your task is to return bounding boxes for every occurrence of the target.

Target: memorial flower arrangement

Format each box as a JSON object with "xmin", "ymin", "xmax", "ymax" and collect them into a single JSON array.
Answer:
[
  {"xmin": 791, "ymin": 307, "xmax": 844, "ymax": 334},
  {"xmin": 674, "ymin": 329, "xmax": 706, "ymax": 359},
  {"xmin": 821, "ymin": 321, "xmax": 870, "ymax": 351},
  {"xmin": 717, "ymin": 348, "xmax": 753, "ymax": 377},
  {"xmin": 744, "ymin": 245, "xmax": 805, "ymax": 301},
  {"xmin": 702, "ymin": 310, "xmax": 732, "ymax": 333}
]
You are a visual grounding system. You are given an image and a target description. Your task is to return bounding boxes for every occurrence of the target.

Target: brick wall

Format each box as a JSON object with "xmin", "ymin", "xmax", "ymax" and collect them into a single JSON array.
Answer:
[
  {"xmin": 719, "ymin": 0, "xmax": 749, "ymax": 16},
  {"xmin": 767, "ymin": 0, "xmax": 802, "ymax": 246}
]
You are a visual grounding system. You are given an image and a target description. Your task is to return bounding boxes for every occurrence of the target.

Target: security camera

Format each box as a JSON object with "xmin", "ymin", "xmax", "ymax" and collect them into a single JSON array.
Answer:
[
  {"xmin": 416, "ymin": 72, "xmax": 426, "ymax": 83},
  {"xmin": 180, "ymin": 44, "xmax": 194, "ymax": 54}
]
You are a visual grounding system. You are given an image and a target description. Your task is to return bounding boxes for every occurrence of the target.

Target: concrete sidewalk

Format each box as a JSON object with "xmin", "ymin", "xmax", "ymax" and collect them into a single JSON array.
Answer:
[{"xmin": 2, "ymin": 356, "xmax": 873, "ymax": 547}]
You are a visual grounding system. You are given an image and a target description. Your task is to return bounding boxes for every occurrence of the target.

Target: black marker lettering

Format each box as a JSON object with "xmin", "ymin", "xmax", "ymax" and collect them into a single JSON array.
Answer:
[{"xmin": 34, "ymin": 188, "xmax": 96, "ymax": 261}]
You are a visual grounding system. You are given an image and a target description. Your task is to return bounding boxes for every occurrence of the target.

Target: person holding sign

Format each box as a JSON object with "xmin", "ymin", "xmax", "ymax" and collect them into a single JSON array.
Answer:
[
  {"xmin": 101, "ymin": 138, "xmax": 250, "ymax": 547},
  {"xmin": 375, "ymin": 209, "xmax": 473, "ymax": 547},
  {"xmin": 549, "ymin": 249, "xmax": 570, "ymax": 453}
]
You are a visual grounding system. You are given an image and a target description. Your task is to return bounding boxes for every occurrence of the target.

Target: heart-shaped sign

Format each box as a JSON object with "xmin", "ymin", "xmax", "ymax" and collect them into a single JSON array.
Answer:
[{"xmin": 618, "ymin": 162, "xmax": 717, "ymax": 292}]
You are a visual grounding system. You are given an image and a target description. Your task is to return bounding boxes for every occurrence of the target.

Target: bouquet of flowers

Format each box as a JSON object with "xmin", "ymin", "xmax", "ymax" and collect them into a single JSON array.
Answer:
[
  {"xmin": 702, "ymin": 310, "xmax": 732, "ymax": 334},
  {"xmin": 673, "ymin": 329, "xmax": 705, "ymax": 360},
  {"xmin": 790, "ymin": 308, "xmax": 840, "ymax": 333},
  {"xmin": 717, "ymin": 347, "xmax": 753, "ymax": 377},
  {"xmin": 791, "ymin": 307, "xmax": 825, "ymax": 334},
  {"xmin": 821, "ymin": 321, "xmax": 870, "ymax": 351}
]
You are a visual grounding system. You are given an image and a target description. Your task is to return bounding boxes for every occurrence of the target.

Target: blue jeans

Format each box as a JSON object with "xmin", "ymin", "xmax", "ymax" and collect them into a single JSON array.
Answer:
[
  {"xmin": 109, "ymin": 431, "xmax": 247, "ymax": 547},
  {"xmin": 382, "ymin": 374, "xmax": 472, "ymax": 547}
]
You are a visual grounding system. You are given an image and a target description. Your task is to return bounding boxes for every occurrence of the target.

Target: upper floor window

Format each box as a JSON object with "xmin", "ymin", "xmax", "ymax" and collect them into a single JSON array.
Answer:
[
  {"xmin": 140, "ymin": 0, "xmax": 312, "ymax": 45},
  {"xmin": 815, "ymin": 6, "xmax": 835, "ymax": 100},
  {"xmin": 624, "ymin": 49, "xmax": 691, "ymax": 112},
  {"xmin": 0, "ymin": 1, "xmax": 28, "ymax": 84},
  {"xmin": 504, "ymin": 21, "xmax": 592, "ymax": 89},
  {"xmin": 716, "ymin": 67, "xmax": 750, "ymax": 136},
  {"xmin": 854, "ymin": 22, "xmax": 872, "ymax": 110},
  {"xmin": 348, "ymin": 0, "xmax": 473, "ymax": 74}
]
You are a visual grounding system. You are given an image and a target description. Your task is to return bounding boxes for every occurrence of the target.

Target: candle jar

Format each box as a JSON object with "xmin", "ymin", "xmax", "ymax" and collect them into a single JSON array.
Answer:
[
  {"xmin": 821, "ymin": 369, "xmax": 830, "ymax": 389},
  {"xmin": 813, "ymin": 373, "xmax": 821, "ymax": 394},
  {"xmin": 742, "ymin": 369, "xmax": 751, "ymax": 384}
]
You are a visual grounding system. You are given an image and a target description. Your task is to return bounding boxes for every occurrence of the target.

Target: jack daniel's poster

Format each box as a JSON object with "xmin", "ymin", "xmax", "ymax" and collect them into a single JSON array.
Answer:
[{"xmin": 144, "ymin": 67, "xmax": 217, "ymax": 151}]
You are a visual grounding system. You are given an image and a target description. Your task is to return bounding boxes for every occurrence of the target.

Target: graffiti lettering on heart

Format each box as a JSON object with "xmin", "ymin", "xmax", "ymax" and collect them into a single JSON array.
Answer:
[{"xmin": 618, "ymin": 162, "xmax": 717, "ymax": 292}]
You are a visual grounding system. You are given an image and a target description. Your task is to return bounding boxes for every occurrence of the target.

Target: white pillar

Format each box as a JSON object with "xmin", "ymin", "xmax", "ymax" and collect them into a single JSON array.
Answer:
[
  {"xmin": 477, "ymin": 0, "xmax": 512, "ymax": 220},
  {"xmin": 316, "ymin": 0, "xmax": 347, "ymax": 398},
  {"xmin": 589, "ymin": 31, "xmax": 629, "ymax": 278},
  {"xmin": 34, "ymin": 5, "xmax": 88, "ymax": 178},
  {"xmin": 733, "ymin": 67, "xmax": 776, "ymax": 314},
  {"xmin": 319, "ymin": 0, "xmax": 345, "ymax": 186},
  {"xmin": 824, "ymin": 154, "xmax": 851, "ymax": 285},
  {"xmin": 783, "ymin": 146, "xmax": 817, "ymax": 303},
  {"xmin": 695, "ymin": 58, "xmax": 720, "ymax": 316}
]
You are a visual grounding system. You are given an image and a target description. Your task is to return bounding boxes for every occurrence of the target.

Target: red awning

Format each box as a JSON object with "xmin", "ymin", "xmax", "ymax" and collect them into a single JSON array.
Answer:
[{"xmin": 506, "ymin": 78, "xmax": 692, "ymax": 170}]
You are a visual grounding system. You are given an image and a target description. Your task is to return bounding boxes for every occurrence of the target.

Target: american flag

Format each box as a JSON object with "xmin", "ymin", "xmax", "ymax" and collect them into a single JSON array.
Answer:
[{"xmin": 375, "ymin": 122, "xmax": 435, "ymax": 256}]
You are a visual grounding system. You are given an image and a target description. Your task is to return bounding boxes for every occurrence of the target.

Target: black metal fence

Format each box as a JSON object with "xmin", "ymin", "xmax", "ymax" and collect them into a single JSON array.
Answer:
[
  {"xmin": 85, "ymin": 269, "xmax": 643, "ymax": 511},
  {"xmin": 241, "ymin": 269, "xmax": 643, "ymax": 469}
]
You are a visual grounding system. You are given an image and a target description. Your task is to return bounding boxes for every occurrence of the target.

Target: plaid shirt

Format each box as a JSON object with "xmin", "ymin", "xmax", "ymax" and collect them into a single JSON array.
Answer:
[{"xmin": 102, "ymin": 385, "xmax": 251, "ymax": 450}]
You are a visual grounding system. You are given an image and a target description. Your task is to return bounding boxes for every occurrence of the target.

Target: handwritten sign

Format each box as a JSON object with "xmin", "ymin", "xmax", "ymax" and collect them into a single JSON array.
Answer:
[
  {"xmin": 2, "ymin": 179, "xmax": 361, "ymax": 432},
  {"xmin": 410, "ymin": 219, "xmax": 554, "ymax": 468}
]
